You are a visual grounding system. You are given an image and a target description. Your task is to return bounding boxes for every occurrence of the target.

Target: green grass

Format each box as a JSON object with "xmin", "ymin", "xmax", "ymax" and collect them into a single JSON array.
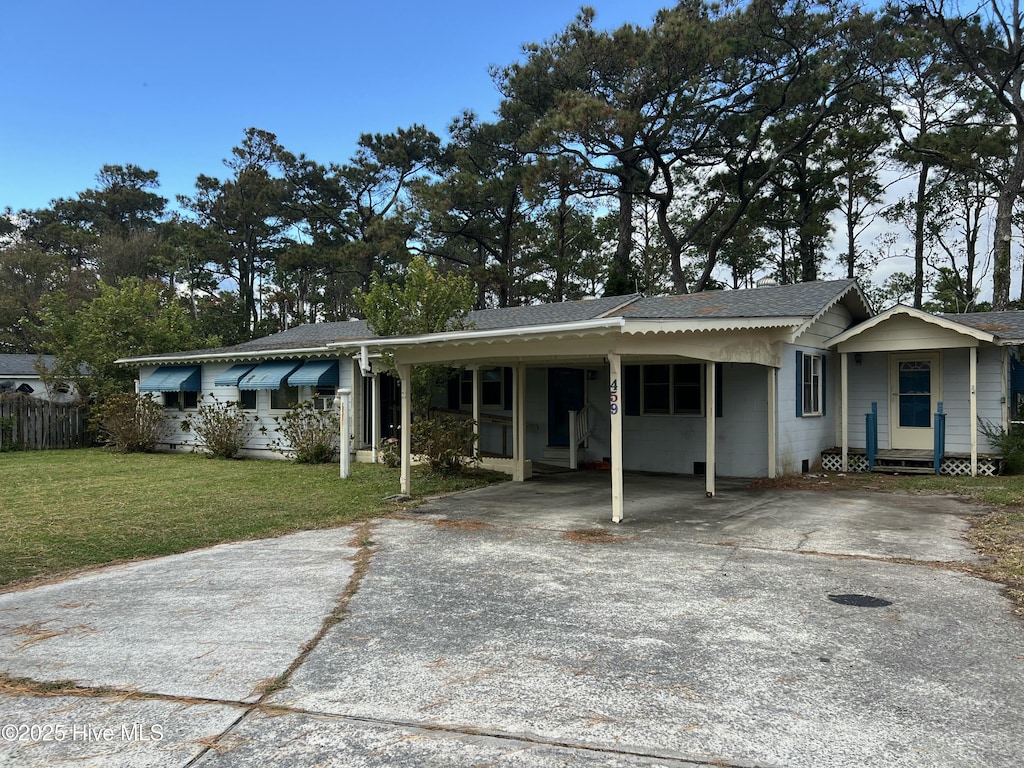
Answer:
[{"xmin": 0, "ymin": 449, "xmax": 506, "ymax": 588}]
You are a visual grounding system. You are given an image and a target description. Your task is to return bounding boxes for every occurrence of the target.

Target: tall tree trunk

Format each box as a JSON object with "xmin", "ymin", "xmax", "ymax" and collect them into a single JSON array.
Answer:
[
  {"xmin": 913, "ymin": 163, "xmax": 929, "ymax": 309},
  {"xmin": 605, "ymin": 164, "xmax": 639, "ymax": 297}
]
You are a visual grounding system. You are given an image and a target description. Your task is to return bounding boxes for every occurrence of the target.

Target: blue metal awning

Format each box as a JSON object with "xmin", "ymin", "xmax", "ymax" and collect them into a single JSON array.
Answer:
[
  {"xmin": 238, "ymin": 360, "xmax": 301, "ymax": 390},
  {"xmin": 139, "ymin": 365, "xmax": 201, "ymax": 392},
  {"xmin": 214, "ymin": 363, "xmax": 257, "ymax": 387},
  {"xmin": 287, "ymin": 360, "xmax": 339, "ymax": 388}
]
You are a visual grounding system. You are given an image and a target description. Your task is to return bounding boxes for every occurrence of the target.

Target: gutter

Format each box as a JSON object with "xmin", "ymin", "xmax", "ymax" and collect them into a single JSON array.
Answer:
[
  {"xmin": 115, "ymin": 346, "xmax": 340, "ymax": 366},
  {"xmin": 327, "ymin": 317, "xmax": 628, "ymax": 351}
]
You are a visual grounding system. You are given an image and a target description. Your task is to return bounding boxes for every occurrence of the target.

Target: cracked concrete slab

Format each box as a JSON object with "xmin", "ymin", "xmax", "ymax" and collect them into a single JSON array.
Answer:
[
  {"xmin": 0, "ymin": 694, "xmax": 241, "ymax": 767},
  {"xmin": 417, "ymin": 473, "xmax": 982, "ymax": 562},
  {"xmin": 1, "ymin": 474, "xmax": 1021, "ymax": 767},
  {"xmin": 272, "ymin": 513, "xmax": 1024, "ymax": 767},
  {"xmin": 190, "ymin": 709, "xmax": 702, "ymax": 767},
  {"xmin": 0, "ymin": 528, "xmax": 356, "ymax": 701}
]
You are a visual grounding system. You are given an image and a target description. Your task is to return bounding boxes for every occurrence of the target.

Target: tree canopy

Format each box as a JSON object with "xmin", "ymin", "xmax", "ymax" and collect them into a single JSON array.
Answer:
[{"xmin": 4, "ymin": 0, "xmax": 1023, "ymax": 393}]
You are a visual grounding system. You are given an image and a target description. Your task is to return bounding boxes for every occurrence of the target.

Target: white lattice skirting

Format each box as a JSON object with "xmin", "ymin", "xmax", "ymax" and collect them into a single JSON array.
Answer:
[{"xmin": 820, "ymin": 452, "xmax": 1000, "ymax": 476}]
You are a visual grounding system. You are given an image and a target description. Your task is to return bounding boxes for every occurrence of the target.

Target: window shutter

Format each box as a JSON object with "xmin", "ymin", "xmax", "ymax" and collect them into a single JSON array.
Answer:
[
  {"xmin": 795, "ymin": 351, "xmax": 804, "ymax": 417},
  {"xmin": 821, "ymin": 356, "xmax": 827, "ymax": 416},
  {"xmin": 624, "ymin": 365, "xmax": 641, "ymax": 416},
  {"xmin": 715, "ymin": 363, "xmax": 723, "ymax": 418}
]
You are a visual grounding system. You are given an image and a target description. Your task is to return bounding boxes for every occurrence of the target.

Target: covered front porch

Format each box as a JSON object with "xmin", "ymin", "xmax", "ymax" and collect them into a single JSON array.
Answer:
[{"xmin": 828, "ymin": 306, "xmax": 1007, "ymax": 478}]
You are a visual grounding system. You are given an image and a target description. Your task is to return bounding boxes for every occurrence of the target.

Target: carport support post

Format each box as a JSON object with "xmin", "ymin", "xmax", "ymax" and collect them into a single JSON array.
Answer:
[
  {"xmin": 371, "ymin": 372, "xmax": 381, "ymax": 464},
  {"xmin": 767, "ymin": 367, "xmax": 777, "ymax": 479},
  {"xmin": 705, "ymin": 362, "xmax": 716, "ymax": 497},
  {"xmin": 336, "ymin": 387, "xmax": 352, "ymax": 479},
  {"xmin": 512, "ymin": 363, "xmax": 527, "ymax": 481},
  {"xmin": 472, "ymin": 366, "xmax": 481, "ymax": 459},
  {"xmin": 608, "ymin": 352, "xmax": 624, "ymax": 523},
  {"xmin": 398, "ymin": 363, "xmax": 412, "ymax": 495}
]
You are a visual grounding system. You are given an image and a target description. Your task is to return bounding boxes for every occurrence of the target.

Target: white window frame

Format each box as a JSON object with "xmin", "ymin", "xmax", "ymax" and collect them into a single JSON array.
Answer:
[{"xmin": 802, "ymin": 354, "xmax": 823, "ymax": 416}]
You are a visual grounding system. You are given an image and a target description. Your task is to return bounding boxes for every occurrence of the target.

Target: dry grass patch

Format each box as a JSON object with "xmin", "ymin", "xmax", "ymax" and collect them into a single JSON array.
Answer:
[
  {"xmin": 431, "ymin": 519, "xmax": 492, "ymax": 531},
  {"xmin": 564, "ymin": 527, "xmax": 625, "ymax": 544}
]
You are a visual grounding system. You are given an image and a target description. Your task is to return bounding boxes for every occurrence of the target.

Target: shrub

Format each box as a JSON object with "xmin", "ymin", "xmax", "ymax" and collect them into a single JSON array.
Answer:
[
  {"xmin": 94, "ymin": 393, "xmax": 167, "ymax": 453},
  {"xmin": 980, "ymin": 420, "xmax": 1024, "ymax": 474},
  {"xmin": 186, "ymin": 397, "xmax": 257, "ymax": 459},
  {"xmin": 378, "ymin": 436, "xmax": 400, "ymax": 468},
  {"xmin": 270, "ymin": 400, "xmax": 338, "ymax": 464},
  {"xmin": 410, "ymin": 415, "xmax": 477, "ymax": 475}
]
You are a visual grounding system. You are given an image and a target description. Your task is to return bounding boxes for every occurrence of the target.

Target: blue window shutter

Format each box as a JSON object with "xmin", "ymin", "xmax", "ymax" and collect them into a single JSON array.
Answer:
[
  {"xmin": 821, "ymin": 356, "xmax": 827, "ymax": 416},
  {"xmin": 795, "ymin": 351, "xmax": 804, "ymax": 417}
]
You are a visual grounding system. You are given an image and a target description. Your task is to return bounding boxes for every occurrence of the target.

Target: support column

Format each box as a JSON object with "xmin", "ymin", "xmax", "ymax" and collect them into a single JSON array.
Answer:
[
  {"xmin": 512, "ymin": 364, "xmax": 527, "ymax": 481},
  {"xmin": 970, "ymin": 346, "xmax": 978, "ymax": 477},
  {"xmin": 336, "ymin": 387, "xmax": 352, "ymax": 479},
  {"xmin": 706, "ymin": 362, "xmax": 716, "ymax": 497},
  {"xmin": 371, "ymin": 372, "xmax": 381, "ymax": 464},
  {"xmin": 472, "ymin": 367, "xmax": 481, "ymax": 459},
  {"xmin": 767, "ymin": 367, "xmax": 777, "ymax": 479},
  {"xmin": 608, "ymin": 352, "xmax": 624, "ymax": 523},
  {"xmin": 841, "ymin": 352, "xmax": 849, "ymax": 472},
  {"xmin": 398, "ymin": 363, "xmax": 411, "ymax": 495}
]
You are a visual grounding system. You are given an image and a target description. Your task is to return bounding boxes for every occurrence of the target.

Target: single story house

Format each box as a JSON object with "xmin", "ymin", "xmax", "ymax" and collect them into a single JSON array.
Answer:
[
  {"xmin": 0, "ymin": 354, "xmax": 77, "ymax": 403},
  {"xmin": 118, "ymin": 279, "xmax": 1023, "ymax": 522}
]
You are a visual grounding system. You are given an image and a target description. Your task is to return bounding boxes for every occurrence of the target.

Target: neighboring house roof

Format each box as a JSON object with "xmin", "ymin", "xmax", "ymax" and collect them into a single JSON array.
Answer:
[
  {"xmin": 0, "ymin": 354, "xmax": 58, "ymax": 376},
  {"xmin": 941, "ymin": 310, "xmax": 1024, "ymax": 343},
  {"xmin": 118, "ymin": 279, "xmax": 870, "ymax": 365}
]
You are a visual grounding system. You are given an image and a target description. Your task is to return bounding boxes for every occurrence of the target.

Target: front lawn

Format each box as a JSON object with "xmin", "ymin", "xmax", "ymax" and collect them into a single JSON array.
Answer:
[{"xmin": 0, "ymin": 449, "xmax": 505, "ymax": 588}]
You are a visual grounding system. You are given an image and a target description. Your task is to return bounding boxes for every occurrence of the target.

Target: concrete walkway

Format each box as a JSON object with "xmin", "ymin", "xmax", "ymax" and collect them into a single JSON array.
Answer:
[{"xmin": 1, "ymin": 473, "xmax": 1022, "ymax": 767}]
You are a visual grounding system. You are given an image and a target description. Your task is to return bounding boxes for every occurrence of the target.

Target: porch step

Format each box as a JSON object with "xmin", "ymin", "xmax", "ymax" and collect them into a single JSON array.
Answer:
[
  {"xmin": 871, "ymin": 464, "xmax": 936, "ymax": 475},
  {"xmin": 541, "ymin": 446, "xmax": 571, "ymax": 468}
]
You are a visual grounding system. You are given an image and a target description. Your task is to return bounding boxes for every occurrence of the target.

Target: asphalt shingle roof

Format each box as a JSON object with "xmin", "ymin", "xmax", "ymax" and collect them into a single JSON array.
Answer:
[
  {"xmin": 617, "ymin": 279, "xmax": 861, "ymax": 319},
  {"xmin": 0, "ymin": 354, "xmax": 57, "ymax": 376},
  {"xmin": 124, "ymin": 280, "xmax": 867, "ymax": 362},
  {"xmin": 941, "ymin": 311, "xmax": 1024, "ymax": 340}
]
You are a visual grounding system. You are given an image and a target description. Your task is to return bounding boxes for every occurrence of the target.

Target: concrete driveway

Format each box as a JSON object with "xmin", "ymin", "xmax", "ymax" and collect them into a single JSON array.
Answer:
[{"xmin": 1, "ymin": 472, "xmax": 1022, "ymax": 767}]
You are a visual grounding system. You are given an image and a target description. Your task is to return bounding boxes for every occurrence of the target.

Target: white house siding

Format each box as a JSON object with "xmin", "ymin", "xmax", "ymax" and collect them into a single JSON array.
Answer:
[
  {"xmin": 940, "ymin": 347, "xmax": 1002, "ymax": 453},
  {"xmin": 776, "ymin": 343, "xmax": 835, "ymax": 474},
  {"xmin": 140, "ymin": 358, "xmax": 352, "ymax": 458}
]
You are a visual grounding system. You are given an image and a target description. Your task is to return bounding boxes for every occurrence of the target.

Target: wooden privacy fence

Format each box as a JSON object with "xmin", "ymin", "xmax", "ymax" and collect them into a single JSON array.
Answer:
[{"xmin": 0, "ymin": 394, "xmax": 88, "ymax": 451}]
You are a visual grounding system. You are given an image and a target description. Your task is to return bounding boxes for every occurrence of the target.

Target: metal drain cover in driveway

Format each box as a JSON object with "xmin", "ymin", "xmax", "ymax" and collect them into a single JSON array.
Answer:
[{"xmin": 827, "ymin": 593, "xmax": 893, "ymax": 607}]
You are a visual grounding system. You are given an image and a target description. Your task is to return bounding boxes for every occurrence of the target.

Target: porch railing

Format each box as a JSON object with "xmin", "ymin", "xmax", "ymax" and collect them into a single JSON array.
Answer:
[
  {"xmin": 567, "ymin": 406, "xmax": 591, "ymax": 470},
  {"xmin": 866, "ymin": 402, "xmax": 878, "ymax": 471},
  {"xmin": 933, "ymin": 401, "xmax": 945, "ymax": 475}
]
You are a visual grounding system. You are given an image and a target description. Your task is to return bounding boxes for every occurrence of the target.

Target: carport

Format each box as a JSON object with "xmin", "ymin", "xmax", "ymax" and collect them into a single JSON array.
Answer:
[{"xmin": 330, "ymin": 315, "xmax": 788, "ymax": 522}]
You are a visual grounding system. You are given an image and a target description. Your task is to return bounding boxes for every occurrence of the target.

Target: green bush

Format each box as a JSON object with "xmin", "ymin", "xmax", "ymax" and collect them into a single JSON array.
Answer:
[
  {"xmin": 410, "ymin": 415, "xmax": 477, "ymax": 475},
  {"xmin": 94, "ymin": 393, "xmax": 168, "ymax": 453},
  {"xmin": 378, "ymin": 436, "xmax": 400, "ymax": 468},
  {"xmin": 186, "ymin": 397, "xmax": 257, "ymax": 459},
  {"xmin": 270, "ymin": 400, "xmax": 338, "ymax": 464},
  {"xmin": 980, "ymin": 420, "xmax": 1024, "ymax": 474}
]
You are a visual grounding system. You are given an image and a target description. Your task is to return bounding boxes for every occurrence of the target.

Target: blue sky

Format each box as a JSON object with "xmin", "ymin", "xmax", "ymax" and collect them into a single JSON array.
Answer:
[{"xmin": 1, "ymin": 0, "xmax": 668, "ymax": 213}]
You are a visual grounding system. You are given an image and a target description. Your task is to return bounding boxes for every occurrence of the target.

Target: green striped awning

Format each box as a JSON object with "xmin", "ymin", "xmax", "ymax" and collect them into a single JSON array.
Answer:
[
  {"xmin": 214, "ymin": 363, "xmax": 256, "ymax": 387},
  {"xmin": 238, "ymin": 360, "xmax": 301, "ymax": 390},
  {"xmin": 139, "ymin": 366, "xmax": 201, "ymax": 392},
  {"xmin": 287, "ymin": 360, "xmax": 339, "ymax": 388}
]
